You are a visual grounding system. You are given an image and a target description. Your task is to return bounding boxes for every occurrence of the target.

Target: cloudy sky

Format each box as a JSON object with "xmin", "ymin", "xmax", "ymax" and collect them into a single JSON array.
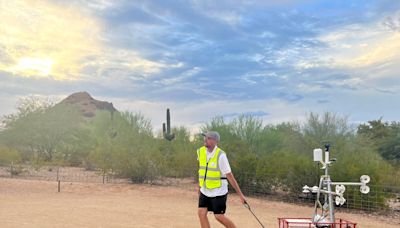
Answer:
[{"xmin": 1, "ymin": 0, "xmax": 399, "ymax": 132}]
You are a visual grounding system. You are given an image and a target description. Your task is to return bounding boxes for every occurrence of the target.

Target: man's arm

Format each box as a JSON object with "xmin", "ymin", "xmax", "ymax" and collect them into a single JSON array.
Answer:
[
  {"xmin": 226, "ymin": 172, "xmax": 246, "ymax": 204},
  {"xmin": 196, "ymin": 149, "xmax": 200, "ymax": 195}
]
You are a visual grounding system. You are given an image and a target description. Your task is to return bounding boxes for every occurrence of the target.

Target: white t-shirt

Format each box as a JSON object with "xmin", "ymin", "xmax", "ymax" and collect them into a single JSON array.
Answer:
[{"xmin": 198, "ymin": 146, "xmax": 232, "ymax": 197}]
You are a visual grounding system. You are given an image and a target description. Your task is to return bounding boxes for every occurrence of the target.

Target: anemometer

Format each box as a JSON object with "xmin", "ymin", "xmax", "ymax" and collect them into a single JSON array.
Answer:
[{"xmin": 302, "ymin": 144, "xmax": 371, "ymax": 224}]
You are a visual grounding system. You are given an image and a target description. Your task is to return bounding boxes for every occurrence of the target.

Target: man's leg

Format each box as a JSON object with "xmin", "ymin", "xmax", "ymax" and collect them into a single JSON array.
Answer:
[
  {"xmin": 211, "ymin": 194, "xmax": 236, "ymax": 228},
  {"xmin": 198, "ymin": 208, "xmax": 210, "ymax": 228},
  {"xmin": 198, "ymin": 192, "xmax": 211, "ymax": 228},
  {"xmin": 214, "ymin": 214, "xmax": 236, "ymax": 228}
]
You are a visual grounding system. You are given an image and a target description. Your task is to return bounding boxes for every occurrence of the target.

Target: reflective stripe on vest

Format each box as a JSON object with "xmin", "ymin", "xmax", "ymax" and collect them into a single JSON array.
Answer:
[{"xmin": 198, "ymin": 146, "xmax": 225, "ymax": 189}]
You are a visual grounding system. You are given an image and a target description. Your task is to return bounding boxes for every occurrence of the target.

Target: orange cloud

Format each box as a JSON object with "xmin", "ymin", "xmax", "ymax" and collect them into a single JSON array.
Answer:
[
  {"xmin": 316, "ymin": 22, "xmax": 400, "ymax": 71},
  {"xmin": 0, "ymin": 0, "xmax": 102, "ymax": 80}
]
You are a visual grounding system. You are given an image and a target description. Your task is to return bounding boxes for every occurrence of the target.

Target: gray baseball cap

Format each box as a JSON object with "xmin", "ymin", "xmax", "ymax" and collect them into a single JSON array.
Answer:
[{"xmin": 201, "ymin": 131, "xmax": 220, "ymax": 141}]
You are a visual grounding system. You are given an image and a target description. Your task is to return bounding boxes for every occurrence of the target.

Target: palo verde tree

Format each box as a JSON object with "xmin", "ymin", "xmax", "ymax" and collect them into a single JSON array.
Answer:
[
  {"xmin": 358, "ymin": 119, "xmax": 400, "ymax": 163},
  {"xmin": 0, "ymin": 96, "xmax": 84, "ymax": 166}
]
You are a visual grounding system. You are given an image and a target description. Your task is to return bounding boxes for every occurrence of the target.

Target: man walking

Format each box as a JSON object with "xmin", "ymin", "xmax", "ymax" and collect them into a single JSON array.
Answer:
[{"xmin": 197, "ymin": 131, "xmax": 246, "ymax": 228}]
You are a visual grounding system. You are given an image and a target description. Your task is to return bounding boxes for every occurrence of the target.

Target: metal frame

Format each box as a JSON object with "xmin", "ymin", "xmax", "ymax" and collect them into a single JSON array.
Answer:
[
  {"xmin": 278, "ymin": 218, "xmax": 357, "ymax": 228},
  {"xmin": 279, "ymin": 144, "xmax": 370, "ymax": 227}
]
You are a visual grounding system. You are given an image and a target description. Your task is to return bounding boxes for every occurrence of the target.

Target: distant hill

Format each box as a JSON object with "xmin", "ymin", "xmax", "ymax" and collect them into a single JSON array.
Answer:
[{"xmin": 59, "ymin": 92, "xmax": 117, "ymax": 118}]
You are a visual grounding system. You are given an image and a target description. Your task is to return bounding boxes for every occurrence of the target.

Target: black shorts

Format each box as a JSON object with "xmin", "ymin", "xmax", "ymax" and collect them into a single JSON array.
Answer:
[{"xmin": 198, "ymin": 192, "xmax": 227, "ymax": 214}]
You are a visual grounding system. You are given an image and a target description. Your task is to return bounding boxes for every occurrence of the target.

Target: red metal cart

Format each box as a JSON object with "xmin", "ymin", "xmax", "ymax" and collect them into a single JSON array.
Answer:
[{"xmin": 278, "ymin": 218, "xmax": 357, "ymax": 228}]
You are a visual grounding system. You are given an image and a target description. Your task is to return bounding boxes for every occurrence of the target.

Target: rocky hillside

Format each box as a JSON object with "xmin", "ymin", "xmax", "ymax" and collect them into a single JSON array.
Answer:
[{"xmin": 59, "ymin": 92, "xmax": 117, "ymax": 118}]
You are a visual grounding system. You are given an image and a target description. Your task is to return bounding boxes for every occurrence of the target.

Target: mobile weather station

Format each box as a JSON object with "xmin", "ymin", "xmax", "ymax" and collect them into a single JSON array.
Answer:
[{"xmin": 278, "ymin": 144, "xmax": 371, "ymax": 228}]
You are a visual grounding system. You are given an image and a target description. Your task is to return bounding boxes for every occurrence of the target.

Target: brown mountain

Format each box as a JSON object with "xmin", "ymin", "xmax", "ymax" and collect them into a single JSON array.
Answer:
[{"xmin": 59, "ymin": 92, "xmax": 117, "ymax": 118}]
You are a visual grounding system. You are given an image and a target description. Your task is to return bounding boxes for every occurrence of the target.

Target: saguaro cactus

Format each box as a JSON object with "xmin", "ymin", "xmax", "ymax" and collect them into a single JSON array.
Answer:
[{"xmin": 163, "ymin": 108, "xmax": 175, "ymax": 141}]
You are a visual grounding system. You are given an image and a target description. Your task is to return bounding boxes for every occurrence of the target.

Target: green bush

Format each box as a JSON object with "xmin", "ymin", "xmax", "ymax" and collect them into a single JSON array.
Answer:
[
  {"xmin": 0, "ymin": 146, "xmax": 21, "ymax": 166},
  {"xmin": 1, "ymin": 101, "xmax": 399, "ymax": 212}
]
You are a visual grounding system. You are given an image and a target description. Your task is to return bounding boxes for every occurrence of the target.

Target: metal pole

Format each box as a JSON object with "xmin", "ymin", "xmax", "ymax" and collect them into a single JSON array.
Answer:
[
  {"xmin": 327, "ymin": 175, "xmax": 335, "ymax": 224},
  {"xmin": 330, "ymin": 182, "xmax": 363, "ymax": 186},
  {"xmin": 57, "ymin": 167, "xmax": 61, "ymax": 193},
  {"xmin": 323, "ymin": 144, "xmax": 335, "ymax": 224},
  {"xmin": 10, "ymin": 161, "xmax": 14, "ymax": 178},
  {"xmin": 244, "ymin": 202, "xmax": 265, "ymax": 228},
  {"xmin": 313, "ymin": 177, "xmax": 322, "ymax": 219}
]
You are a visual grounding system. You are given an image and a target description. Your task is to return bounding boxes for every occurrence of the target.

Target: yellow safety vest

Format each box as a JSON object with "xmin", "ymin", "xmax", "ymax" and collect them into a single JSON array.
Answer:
[{"xmin": 198, "ymin": 146, "xmax": 226, "ymax": 189}]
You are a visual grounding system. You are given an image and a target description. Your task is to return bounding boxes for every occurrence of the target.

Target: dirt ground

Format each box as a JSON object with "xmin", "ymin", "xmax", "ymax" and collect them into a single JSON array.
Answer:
[{"xmin": 0, "ymin": 178, "xmax": 398, "ymax": 228}]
